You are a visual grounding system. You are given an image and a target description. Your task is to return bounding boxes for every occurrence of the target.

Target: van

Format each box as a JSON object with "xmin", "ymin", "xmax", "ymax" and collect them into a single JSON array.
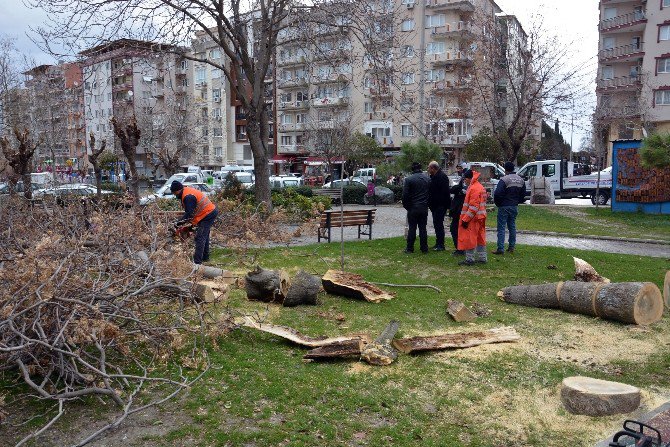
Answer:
[
  {"xmin": 351, "ymin": 167, "xmax": 376, "ymax": 184},
  {"xmin": 213, "ymin": 166, "xmax": 255, "ymax": 182},
  {"xmin": 158, "ymin": 172, "xmax": 205, "ymax": 193},
  {"xmin": 269, "ymin": 174, "xmax": 303, "ymax": 188}
]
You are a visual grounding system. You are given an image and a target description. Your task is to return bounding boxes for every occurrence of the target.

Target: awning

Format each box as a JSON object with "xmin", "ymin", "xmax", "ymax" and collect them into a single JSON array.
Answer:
[
  {"xmin": 304, "ymin": 157, "xmax": 345, "ymax": 166},
  {"xmin": 271, "ymin": 155, "xmax": 294, "ymax": 164}
]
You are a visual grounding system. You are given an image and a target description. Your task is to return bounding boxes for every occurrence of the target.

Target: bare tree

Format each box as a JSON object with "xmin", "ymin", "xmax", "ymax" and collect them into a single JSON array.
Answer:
[
  {"xmin": 87, "ymin": 132, "xmax": 106, "ymax": 199},
  {"xmin": 110, "ymin": 116, "xmax": 141, "ymax": 203},
  {"xmin": 0, "ymin": 128, "xmax": 41, "ymax": 199}
]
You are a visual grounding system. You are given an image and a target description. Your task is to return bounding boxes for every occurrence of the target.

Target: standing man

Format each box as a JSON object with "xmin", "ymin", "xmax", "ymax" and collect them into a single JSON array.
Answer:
[
  {"xmin": 427, "ymin": 161, "xmax": 451, "ymax": 251},
  {"xmin": 171, "ymin": 180, "xmax": 219, "ymax": 264},
  {"xmin": 492, "ymin": 161, "xmax": 526, "ymax": 255},
  {"xmin": 449, "ymin": 162, "xmax": 468, "ymax": 256},
  {"xmin": 402, "ymin": 162, "xmax": 431, "ymax": 254},
  {"xmin": 458, "ymin": 170, "xmax": 488, "ymax": 266}
]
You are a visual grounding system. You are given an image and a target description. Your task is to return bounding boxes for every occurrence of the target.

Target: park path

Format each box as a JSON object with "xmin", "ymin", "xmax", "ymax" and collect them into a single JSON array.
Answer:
[{"xmin": 291, "ymin": 204, "xmax": 670, "ymax": 259}]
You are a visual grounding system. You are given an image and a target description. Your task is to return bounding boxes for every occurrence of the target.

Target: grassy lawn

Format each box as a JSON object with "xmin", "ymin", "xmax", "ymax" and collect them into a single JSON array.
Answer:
[
  {"xmin": 6, "ymin": 238, "xmax": 669, "ymax": 446},
  {"xmin": 486, "ymin": 205, "xmax": 670, "ymax": 241}
]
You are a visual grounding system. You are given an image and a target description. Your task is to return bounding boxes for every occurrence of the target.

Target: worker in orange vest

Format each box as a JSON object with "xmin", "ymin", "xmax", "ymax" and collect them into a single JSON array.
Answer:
[
  {"xmin": 457, "ymin": 170, "xmax": 487, "ymax": 266},
  {"xmin": 171, "ymin": 181, "xmax": 218, "ymax": 264}
]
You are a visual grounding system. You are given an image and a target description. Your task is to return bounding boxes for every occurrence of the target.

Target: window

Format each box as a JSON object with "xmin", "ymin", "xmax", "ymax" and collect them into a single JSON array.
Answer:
[
  {"xmin": 296, "ymin": 91, "xmax": 308, "ymax": 102},
  {"xmin": 107, "ymin": 93, "xmax": 112, "ymax": 101},
  {"xmin": 212, "ymin": 69, "xmax": 222, "ymax": 79},
  {"xmin": 213, "ymin": 88, "xmax": 221, "ymax": 101},
  {"xmin": 296, "ymin": 113, "xmax": 307, "ymax": 123},
  {"xmin": 363, "ymin": 77, "xmax": 372, "ymax": 89},
  {"xmin": 215, "ymin": 147, "xmax": 223, "ymax": 156},
  {"xmin": 426, "ymin": 14, "xmax": 446, "ymax": 28},
  {"xmin": 425, "ymin": 69, "xmax": 445, "ymax": 82},
  {"xmin": 660, "ymin": 25, "xmax": 670, "ymax": 41},
  {"xmin": 181, "ymin": 78, "xmax": 189, "ymax": 87},
  {"xmin": 180, "ymin": 60, "xmax": 188, "ymax": 69},
  {"xmin": 655, "ymin": 90, "xmax": 670, "ymax": 105},
  {"xmin": 213, "ymin": 128, "xmax": 223, "ymax": 137},
  {"xmin": 213, "ymin": 108, "xmax": 221, "ymax": 118},
  {"xmin": 664, "ymin": 0, "xmax": 670, "ymax": 7},
  {"xmin": 201, "ymin": 108, "xmax": 208, "ymax": 118},
  {"xmin": 202, "ymin": 127, "xmax": 209, "ymax": 137},
  {"xmin": 210, "ymin": 49, "xmax": 221, "ymax": 59},
  {"xmin": 603, "ymin": 8, "xmax": 617, "ymax": 20},
  {"xmin": 195, "ymin": 67, "xmax": 206, "ymax": 83},
  {"xmin": 281, "ymin": 135, "xmax": 292, "ymax": 145},
  {"xmin": 401, "ymin": 124, "xmax": 414, "ymax": 137},
  {"xmin": 602, "ymin": 37, "xmax": 615, "ymax": 50},
  {"xmin": 402, "ymin": 72, "xmax": 415, "ymax": 84},
  {"xmin": 542, "ymin": 164, "xmax": 555, "ymax": 177},
  {"xmin": 364, "ymin": 102, "xmax": 374, "ymax": 113},
  {"xmin": 202, "ymin": 146, "xmax": 209, "ymax": 156},
  {"xmin": 602, "ymin": 66, "xmax": 614, "ymax": 80},
  {"xmin": 402, "ymin": 46, "xmax": 415, "ymax": 58},
  {"xmin": 401, "ymin": 19, "xmax": 415, "ymax": 31},
  {"xmin": 658, "ymin": 58, "xmax": 670, "ymax": 73},
  {"xmin": 426, "ymin": 42, "xmax": 445, "ymax": 54},
  {"xmin": 280, "ymin": 114, "xmax": 293, "ymax": 124}
]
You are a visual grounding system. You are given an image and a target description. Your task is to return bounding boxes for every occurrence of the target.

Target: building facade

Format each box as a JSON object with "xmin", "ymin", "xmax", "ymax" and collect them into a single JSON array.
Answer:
[{"xmin": 595, "ymin": 0, "xmax": 670, "ymax": 164}]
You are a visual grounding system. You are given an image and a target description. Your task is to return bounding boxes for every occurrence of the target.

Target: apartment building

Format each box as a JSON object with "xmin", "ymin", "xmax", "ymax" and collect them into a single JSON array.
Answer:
[
  {"xmin": 79, "ymin": 39, "xmax": 190, "ymax": 176},
  {"xmin": 595, "ymin": 0, "xmax": 670, "ymax": 164},
  {"xmin": 274, "ymin": 0, "xmax": 511, "ymax": 174}
]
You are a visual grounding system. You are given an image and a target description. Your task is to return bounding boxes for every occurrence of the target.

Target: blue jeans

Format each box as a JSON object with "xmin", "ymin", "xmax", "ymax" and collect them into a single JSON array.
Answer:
[
  {"xmin": 194, "ymin": 209, "xmax": 218, "ymax": 264},
  {"xmin": 496, "ymin": 206, "xmax": 518, "ymax": 251}
]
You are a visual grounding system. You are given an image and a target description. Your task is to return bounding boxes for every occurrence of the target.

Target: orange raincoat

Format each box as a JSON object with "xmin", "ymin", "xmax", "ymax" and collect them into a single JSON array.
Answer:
[{"xmin": 457, "ymin": 171, "xmax": 487, "ymax": 251}]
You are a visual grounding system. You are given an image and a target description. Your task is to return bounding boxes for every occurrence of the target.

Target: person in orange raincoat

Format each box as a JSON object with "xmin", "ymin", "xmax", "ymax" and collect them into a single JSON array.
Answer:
[{"xmin": 457, "ymin": 169, "xmax": 487, "ymax": 266}]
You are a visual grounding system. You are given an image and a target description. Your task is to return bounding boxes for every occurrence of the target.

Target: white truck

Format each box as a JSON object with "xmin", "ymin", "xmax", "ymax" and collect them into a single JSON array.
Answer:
[{"xmin": 516, "ymin": 160, "xmax": 612, "ymax": 205}]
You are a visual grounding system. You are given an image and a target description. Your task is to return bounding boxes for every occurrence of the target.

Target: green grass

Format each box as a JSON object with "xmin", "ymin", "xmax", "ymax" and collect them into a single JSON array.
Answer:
[
  {"xmin": 486, "ymin": 205, "xmax": 670, "ymax": 241},
  {"xmin": 6, "ymin": 238, "xmax": 670, "ymax": 446}
]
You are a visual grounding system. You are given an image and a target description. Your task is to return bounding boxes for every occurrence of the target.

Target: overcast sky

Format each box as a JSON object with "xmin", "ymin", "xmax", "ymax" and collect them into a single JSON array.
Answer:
[{"xmin": 1, "ymin": 0, "xmax": 598, "ymax": 148}]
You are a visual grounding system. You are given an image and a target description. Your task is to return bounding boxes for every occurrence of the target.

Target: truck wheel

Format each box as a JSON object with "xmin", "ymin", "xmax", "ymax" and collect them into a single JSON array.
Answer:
[{"xmin": 591, "ymin": 191, "xmax": 609, "ymax": 206}]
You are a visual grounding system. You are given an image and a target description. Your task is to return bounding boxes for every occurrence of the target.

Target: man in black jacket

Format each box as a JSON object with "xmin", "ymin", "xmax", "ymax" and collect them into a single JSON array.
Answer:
[
  {"xmin": 449, "ymin": 163, "xmax": 468, "ymax": 255},
  {"xmin": 402, "ymin": 162, "xmax": 431, "ymax": 253},
  {"xmin": 427, "ymin": 161, "xmax": 451, "ymax": 251},
  {"xmin": 492, "ymin": 161, "xmax": 526, "ymax": 254}
]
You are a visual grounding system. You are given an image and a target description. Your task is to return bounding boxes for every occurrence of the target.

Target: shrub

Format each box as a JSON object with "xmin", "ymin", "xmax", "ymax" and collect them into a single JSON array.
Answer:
[
  {"xmin": 100, "ymin": 182, "xmax": 124, "ymax": 193},
  {"xmin": 386, "ymin": 184, "xmax": 403, "ymax": 202},
  {"xmin": 271, "ymin": 188, "xmax": 331, "ymax": 220},
  {"xmin": 342, "ymin": 185, "xmax": 368, "ymax": 204}
]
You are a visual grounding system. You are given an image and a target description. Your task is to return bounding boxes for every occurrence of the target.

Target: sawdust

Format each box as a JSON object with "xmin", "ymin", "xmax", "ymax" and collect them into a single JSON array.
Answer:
[{"xmin": 346, "ymin": 362, "xmax": 373, "ymax": 375}]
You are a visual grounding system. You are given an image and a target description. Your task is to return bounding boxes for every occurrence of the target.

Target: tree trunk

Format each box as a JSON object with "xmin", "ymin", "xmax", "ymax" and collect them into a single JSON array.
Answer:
[
  {"xmin": 21, "ymin": 171, "xmax": 32, "ymax": 200},
  {"xmin": 244, "ymin": 266, "xmax": 289, "ymax": 303},
  {"xmin": 501, "ymin": 282, "xmax": 561, "ymax": 309},
  {"xmin": 321, "ymin": 270, "xmax": 395, "ymax": 303},
  {"xmin": 126, "ymin": 158, "xmax": 140, "ymax": 206},
  {"xmin": 303, "ymin": 339, "xmax": 365, "ymax": 360},
  {"xmin": 284, "ymin": 270, "xmax": 321, "ymax": 307},
  {"xmin": 393, "ymin": 327, "xmax": 521, "ymax": 354},
  {"xmin": 558, "ymin": 281, "xmax": 602, "ymax": 317},
  {"xmin": 560, "ymin": 376, "xmax": 641, "ymax": 416},
  {"xmin": 360, "ymin": 320, "xmax": 400, "ymax": 366},
  {"xmin": 94, "ymin": 166, "xmax": 103, "ymax": 200},
  {"xmin": 247, "ymin": 118, "xmax": 271, "ymax": 208}
]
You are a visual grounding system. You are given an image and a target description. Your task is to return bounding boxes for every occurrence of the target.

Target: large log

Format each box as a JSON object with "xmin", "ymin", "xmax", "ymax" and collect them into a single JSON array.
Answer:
[
  {"xmin": 321, "ymin": 270, "xmax": 394, "ymax": 303},
  {"xmin": 303, "ymin": 339, "xmax": 365, "ymax": 360},
  {"xmin": 360, "ymin": 320, "xmax": 400, "ymax": 366},
  {"xmin": 245, "ymin": 266, "xmax": 290, "ymax": 303},
  {"xmin": 664, "ymin": 271, "xmax": 669, "ymax": 309},
  {"xmin": 501, "ymin": 282, "xmax": 561, "ymax": 309},
  {"xmin": 573, "ymin": 257, "xmax": 610, "ymax": 283},
  {"xmin": 560, "ymin": 376, "xmax": 641, "ymax": 416},
  {"xmin": 238, "ymin": 316, "xmax": 371, "ymax": 347},
  {"xmin": 283, "ymin": 270, "xmax": 321, "ymax": 307},
  {"xmin": 558, "ymin": 281, "xmax": 602, "ymax": 317},
  {"xmin": 393, "ymin": 327, "xmax": 521, "ymax": 354},
  {"xmin": 593, "ymin": 282, "xmax": 663, "ymax": 326}
]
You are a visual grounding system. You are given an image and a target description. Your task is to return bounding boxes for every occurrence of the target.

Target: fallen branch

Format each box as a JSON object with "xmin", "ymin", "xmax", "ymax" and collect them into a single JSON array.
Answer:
[
  {"xmin": 393, "ymin": 327, "xmax": 521, "ymax": 354},
  {"xmin": 322, "ymin": 270, "xmax": 394, "ymax": 303},
  {"xmin": 361, "ymin": 320, "xmax": 400, "ymax": 366},
  {"xmin": 238, "ymin": 316, "xmax": 371, "ymax": 347},
  {"xmin": 14, "ymin": 400, "xmax": 64, "ymax": 447},
  {"xmin": 303, "ymin": 339, "xmax": 365, "ymax": 360},
  {"xmin": 370, "ymin": 282, "xmax": 442, "ymax": 294}
]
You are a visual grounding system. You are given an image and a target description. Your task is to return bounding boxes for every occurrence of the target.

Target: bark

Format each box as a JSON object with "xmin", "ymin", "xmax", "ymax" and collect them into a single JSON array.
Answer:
[
  {"xmin": 238, "ymin": 316, "xmax": 372, "ymax": 347},
  {"xmin": 0, "ymin": 127, "xmax": 39, "ymax": 200},
  {"xmin": 447, "ymin": 300, "xmax": 477, "ymax": 322},
  {"xmin": 593, "ymin": 282, "xmax": 663, "ymax": 326},
  {"xmin": 393, "ymin": 327, "xmax": 521, "ymax": 354},
  {"xmin": 283, "ymin": 270, "xmax": 321, "ymax": 307},
  {"xmin": 501, "ymin": 282, "xmax": 561, "ymax": 309},
  {"xmin": 321, "ymin": 270, "xmax": 394, "ymax": 303},
  {"xmin": 360, "ymin": 320, "xmax": 400, "ymax": 366},
  {"xmin": 87, "ymin": 133, "xmax": 106, "ymax": 200},
  {"xmin": 247, "ymin": 119, "xmax": 271, "ymax": 209},
  {"xmin": 560, "ymin": 376, "xmax": 641, "ymax": 416},
  {"xmin": 194, "ymin": 264, "xmax": 233, "ymax": 280},
  {"xmin": 303, "ymin": 339, "xmax": 365, "ymax": 360},
  {"xmin": 110, "ymin": 117, "xmax": 141, "ymax": 205},
  {"xmin": 558, "ymin": 281, "xmax": 602, "ymax": 317},
  {"xmin": 244, "ymin": 266, "xmax": 290, "ymax": 303},
  {"xmin": 573, "ymin": 257, "xmax": 610, "ymax": 283},
  {"xmin": 664, "ymin": 270, "xmax": 669, "ymax": 309}
]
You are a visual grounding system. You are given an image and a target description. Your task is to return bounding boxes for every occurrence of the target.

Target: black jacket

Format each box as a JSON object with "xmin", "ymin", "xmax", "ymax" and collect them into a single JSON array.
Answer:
[
  {"xmin": 428, "ymin": 169, "xmax": 452, "ymax": 211},
  {"xmin": 402, "ymin": 170, "xmax": 430, "ymax": 213},
  {"xmin": 494, "ymin": 173, "xmax": 527, "ymax": 207},
  {"xmin": 449, "ymin": 178, "xmax": 466, "ymax": 218}
]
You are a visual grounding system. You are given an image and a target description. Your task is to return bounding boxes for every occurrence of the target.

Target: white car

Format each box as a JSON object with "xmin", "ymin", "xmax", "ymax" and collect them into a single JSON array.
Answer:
[
  {"xmin": 270, "ymin": 174, "xmax": 303, "ymax": 188},
  {"xmin": 323, "ymin": 179, "xmax": 366, "ymax": 188},
  {"xmin": 33, "ymin": 183, "xmax": 114, "ymax": 199},
  {"xmin": 140, "ymin": 182, "xmax": 213, "ymax": 205}
]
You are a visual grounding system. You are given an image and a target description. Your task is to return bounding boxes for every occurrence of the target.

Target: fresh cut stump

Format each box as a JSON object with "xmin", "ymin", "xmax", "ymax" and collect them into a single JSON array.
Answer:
[{"xmin": 561, "ymin": 376, "xmax": 641, "ymax": 416}]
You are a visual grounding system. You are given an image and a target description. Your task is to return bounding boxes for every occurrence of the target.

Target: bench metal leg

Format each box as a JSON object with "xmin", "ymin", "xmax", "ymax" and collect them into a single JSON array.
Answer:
[
  {"xmin": 328, "ymin": 226, "xmax": 331, "ymax": 243},
  {"xmin": 369, "ymin": 224, "xmax": 372, "ymax": 240},
  {"xmin": 357, "ymin": 225, "xmax": 361, "ymax": 239}
]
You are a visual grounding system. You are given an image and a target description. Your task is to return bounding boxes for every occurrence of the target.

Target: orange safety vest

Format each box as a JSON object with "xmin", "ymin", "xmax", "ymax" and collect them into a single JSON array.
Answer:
[
  {"xmin": 460, "ymin": 172, "xmax": 487, "ymax": 223},
  {"xmin": 181, "ymin": 186, "xmax": 216, "ymax": 225}
]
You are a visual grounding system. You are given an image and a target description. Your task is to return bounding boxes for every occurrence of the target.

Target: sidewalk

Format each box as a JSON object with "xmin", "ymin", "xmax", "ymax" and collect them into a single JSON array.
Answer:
[{"xmin": 293, "ymin": 205, "xmax": 670, "ymax": 259}]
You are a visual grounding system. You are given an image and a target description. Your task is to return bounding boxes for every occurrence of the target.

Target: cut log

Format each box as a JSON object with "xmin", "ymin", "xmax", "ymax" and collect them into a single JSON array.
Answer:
[
  {"xmin": 360, "ymin": 320, "xmax": 400, "ymax": 366},
  {"xmin": 244, "ymin": 266, "xmax": 290, "ymax": 303},
  {"xmin": 593, "ymin": 282, "xmax": 663, "ymax": 326},
  {"xmin": 560, "ymin": 376, "xmax": 641, "ymax": 416},
  {"xmin": 284, "ymin": 270, "xmax": 321, "ymax": 307},
  {"xmin": 558, "ymin": 281, "xmax": 602, "ymax": 317},
  {"xmin": 303, "ymin": 339, "xmax": 365, "ymax": 360},
  {"xmin": 196, "ymin": 280, "xmax": 230, "ymax": 303},
  {"xmin": 447, "ymin": 300, "xmax": 477, "ymax": 322},
  {"xmin": 321, "ymin": 270, "xmax": 394, "ymax": 303},
  {"xmin": 195, "ymin": 264, "xmax": 235, "ymax": 280},
  {"xmin": 393, "ymin": 326, "xmax": 521, "ymax": 354},
  {"xmin": 664, "ymin": 271, "xmax": 669, "ymax": 309},
  {"xmin": 501, "ymin": 282, "xmax": 561, "ymax": 309},
  {"xmin": 573, "ymin": 257, "xmax": 610, "ymax": 283},
  {"xmin": 238, "ymin": 316, "xmax": 371, "ymax": 347}
]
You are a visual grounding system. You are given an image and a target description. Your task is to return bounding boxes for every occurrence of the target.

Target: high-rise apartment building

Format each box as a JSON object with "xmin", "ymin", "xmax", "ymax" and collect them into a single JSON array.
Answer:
[{"xmin": 595, "ymin": 0, "xmax": 670, "ymax": 164}]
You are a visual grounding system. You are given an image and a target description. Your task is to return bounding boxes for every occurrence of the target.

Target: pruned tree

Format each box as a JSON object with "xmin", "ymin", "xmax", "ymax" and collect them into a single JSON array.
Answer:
[
  {"xmin": 87, "ymin": 132, "xmax": 106, "ymax": 199},
  {"xmin": 110, "ymin": 116, "xmax": 141, "ymax": 204},
  {"xmin": 0, "ymin": 127, "xmax": 41, "ymax": 199}
]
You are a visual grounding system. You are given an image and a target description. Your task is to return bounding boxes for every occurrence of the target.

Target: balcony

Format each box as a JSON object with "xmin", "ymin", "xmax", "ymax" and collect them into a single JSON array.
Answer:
[
  {"xmin": 430, "ymin": 21, "xmax": 474, "ymax": 39},
  {"xmin": 311, "ymin": 96, "xmax": 350, "ymax": 108},
  {"xmin": 600, "ymin": 11, "xmax": 646, "ymax": 33},
  {"xmin": 278, "ymin": 123, "xmax": 305, "ymax": 132},
  {"xmin": 367, "ymin": 87, "xmax": 392, "ymax": 97},
  {"xmin": 596, "ymin": 74, "xmax": 643, "ymax": 92},
  {"xmin": 195, "ymin": 81, "xmax": 208, "ymax": 88},
  {"xmin": 277, "ymin": 77, "xmax": 309, "ymax": 88},
  {"xmin": 313, "ymin": 48, "xmax": 350, "ymax": 62},
  {"xmin": 112, "ymin": 82, "xmax": 133, "ymax": 92},
  {"xmin": 433, "ymin": 80, "xmax": 474, "ymax": 93},
  {"xmin": 312, "ymin": 73, "xmax": 351, "ymax": 85},
  {"xmin": 277, "ymin": 55, "xmax": 307, "ymax": 67},
  {"xmin": 429, "ymin": 51, "xmax": 473, "ymax": 67},
  {"xmin": 595, "ymin": 104, "xmax": 643, "ymax": 121},
  {"xmin": 424, "ymin": 0, "xmax": 475, "ymax": 12},
  {"xmin": 278, "ymin": 100, "xmax": 310, "ymax": 111},
  {"xmin": 599, "ymin": 43, "xmax": 644, "ymax": 63},
  {"xmin": 278, "ymin": 144, "xmax": 307, "ymax": 154},
  {"xmin": 439, "ymin": 135, "xmax": 471, "ymax": 146},
  {"xmin": 315, "ymin": 24, "xmax": 349, "ymax": 37}
]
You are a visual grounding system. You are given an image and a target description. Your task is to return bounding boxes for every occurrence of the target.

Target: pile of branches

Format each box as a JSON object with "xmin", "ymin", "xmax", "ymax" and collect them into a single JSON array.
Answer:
[{"xmin": 0, "ymin": 196, "xmax": 229, "ymax": 446}]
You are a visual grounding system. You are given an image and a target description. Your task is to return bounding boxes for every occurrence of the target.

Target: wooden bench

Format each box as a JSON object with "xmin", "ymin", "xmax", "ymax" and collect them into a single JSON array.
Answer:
[
  {"xmin": 314, "ymin": 188, "xmax": 343, "ymax": 204},
  {"xmin": 318, "ymin": 209, "xmax": 376, "ymax": 243}
]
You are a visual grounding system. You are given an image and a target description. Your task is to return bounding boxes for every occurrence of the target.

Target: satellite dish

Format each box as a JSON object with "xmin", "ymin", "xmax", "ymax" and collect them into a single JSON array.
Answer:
[
  {"xmin": 470, "ymin": 43, "xmax": 478, "ymax": 52},
  {"xmin": 128, "ymin": 90, "xmax": 134, "ymax": 96}
]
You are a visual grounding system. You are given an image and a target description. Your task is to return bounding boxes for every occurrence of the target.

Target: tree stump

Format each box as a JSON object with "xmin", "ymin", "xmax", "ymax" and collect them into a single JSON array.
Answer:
[
  {"xmin": 245, "ymin": 266, "xmax": 290, "ymax": 303},
  {"xmin": 283, "ymin": 270, "xmax": 321, "ymax": 307},
  {"xmin": 501, "ymin": 282, "xmax": 561, "ymax": 309},
  {"xmin": 560, "ymin": 376, "xmax": 641, "ymax": 416},
  {"xmin": 361, "ymin": 320, "xmax": 400, "ymax": 366},
  {"xmin": 664, "ymin": 271, "xmax": 669, "ymax": 309},
  {"xmin": 593, "ymin": 282, "xmax": 663, "ymax": 325},
  {"xmin": 558, "ymin": 281, "xmax": 602, "ymax": 317},
  {"xmin": 321, "ymin": 270, "xmax": 394, "ymax": 303}
]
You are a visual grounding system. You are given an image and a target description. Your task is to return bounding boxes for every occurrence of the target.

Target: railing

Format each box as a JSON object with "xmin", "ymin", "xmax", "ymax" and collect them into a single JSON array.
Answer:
[
  {"xmin": 430, "ymin": 51, "xmax": 472, "ymax": 64},
  {"xmin": 277, "ymin": 77, "xmax": 308, "ymax": 88},
  {"xmin": 278, "ymin": 100, "xmax": 310, "ymax": 110},
  {"xmin": 599, "ymin": 42, "xmax": 644, "ymax": 60},
  {"xmin": 424, "ymin": 0, "xmax": 474, "ymax": 10},
  {"xmin": 431, "ymin": 21, "xmax": 473, "ymax": 36},
  {"xmin": 277, "ymin": 55, "xmax": 306, "ymax": 66},
  {"xmin": 596, "ymin": 74, "xmax": 643, "ymax": 90},
  {"xmin": 595, "ymin": 105, "xmax": 642, "ymax": 119},
  {"xmin": 278, "ymin": 123, "xmax": 305, "ymax": 132},
  {"xmin": 279, "ymin": 144, "xmax": 306, "ymax": 154},
  {"xmin": 311, "ymin": 96, "xmax": 350, "ymax": 107},
  {"xmin": 312, "ymin": 73, "xmax": 351, "ymax": 84},
  {"xmin": 600, "ymin": 11, "xmax": 646, "ymax": 31}
]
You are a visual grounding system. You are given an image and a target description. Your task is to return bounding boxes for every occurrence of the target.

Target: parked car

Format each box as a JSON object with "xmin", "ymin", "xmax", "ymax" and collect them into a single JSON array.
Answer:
[
  {"xmin": 322, "ymin": 179, "xmax": 366, "ymax": 188},
  {"xmin": 269, "ymin": 174, "xmax": 303, "ymax": 188},
  {"xmin": 140, "ymin": 182, "xmax": 213, "ymax": 205},
  {"xmin": 33, "ymin": 183, "xmax": 114, "ymax": 199}
]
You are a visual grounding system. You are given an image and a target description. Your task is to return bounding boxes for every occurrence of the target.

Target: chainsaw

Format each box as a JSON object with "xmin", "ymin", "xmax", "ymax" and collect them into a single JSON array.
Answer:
[
  {"xmin": 172, "ymin": 222, "xmax": 196, "ymax": 242},
  {"xmin": 609, "ymin": 420, "xmax": 668, "ymax": 447}
]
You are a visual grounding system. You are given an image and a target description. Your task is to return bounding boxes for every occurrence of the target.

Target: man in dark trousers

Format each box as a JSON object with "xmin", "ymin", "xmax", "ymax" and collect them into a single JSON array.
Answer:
[
  {"xmin": 449, "ymin": 162, "xmax": 468, "ymax": 255},
  {"xmin": 492, "ymin": 161, "xmax": 526, "ymax": 255},
  {"xmin": 402, "ymin": 162, "xmax": 431, "ymax": 254},
  {"xmin": 171, "ymin": 180, "xmax": 219, "ymax": 264},
  {"xmin": 427, "ymin": 160, "xmax": 451, "ymax": 251}
]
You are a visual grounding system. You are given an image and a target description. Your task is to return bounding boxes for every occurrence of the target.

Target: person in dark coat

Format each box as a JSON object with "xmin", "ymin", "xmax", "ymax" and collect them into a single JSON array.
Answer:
[
  {"xmin": 492, "ymin": 161, "xmax": 527, "ymax": 254},
  {"xmin": 449, "ymin": 163, "xmax": 468, "ymax": 255},
  {"xmin": 402, "ymin": 162, "xmax": 431, "ymax": 254},
  {"xmin": 427, "ymin": 160, "xmax": 451, "ymax": 251}
]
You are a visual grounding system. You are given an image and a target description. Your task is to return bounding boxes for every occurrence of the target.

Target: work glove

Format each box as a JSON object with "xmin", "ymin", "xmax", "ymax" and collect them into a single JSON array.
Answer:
[{"xmin": 461, "ymin": 220, "xmax": 469, "ymax": 229}]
